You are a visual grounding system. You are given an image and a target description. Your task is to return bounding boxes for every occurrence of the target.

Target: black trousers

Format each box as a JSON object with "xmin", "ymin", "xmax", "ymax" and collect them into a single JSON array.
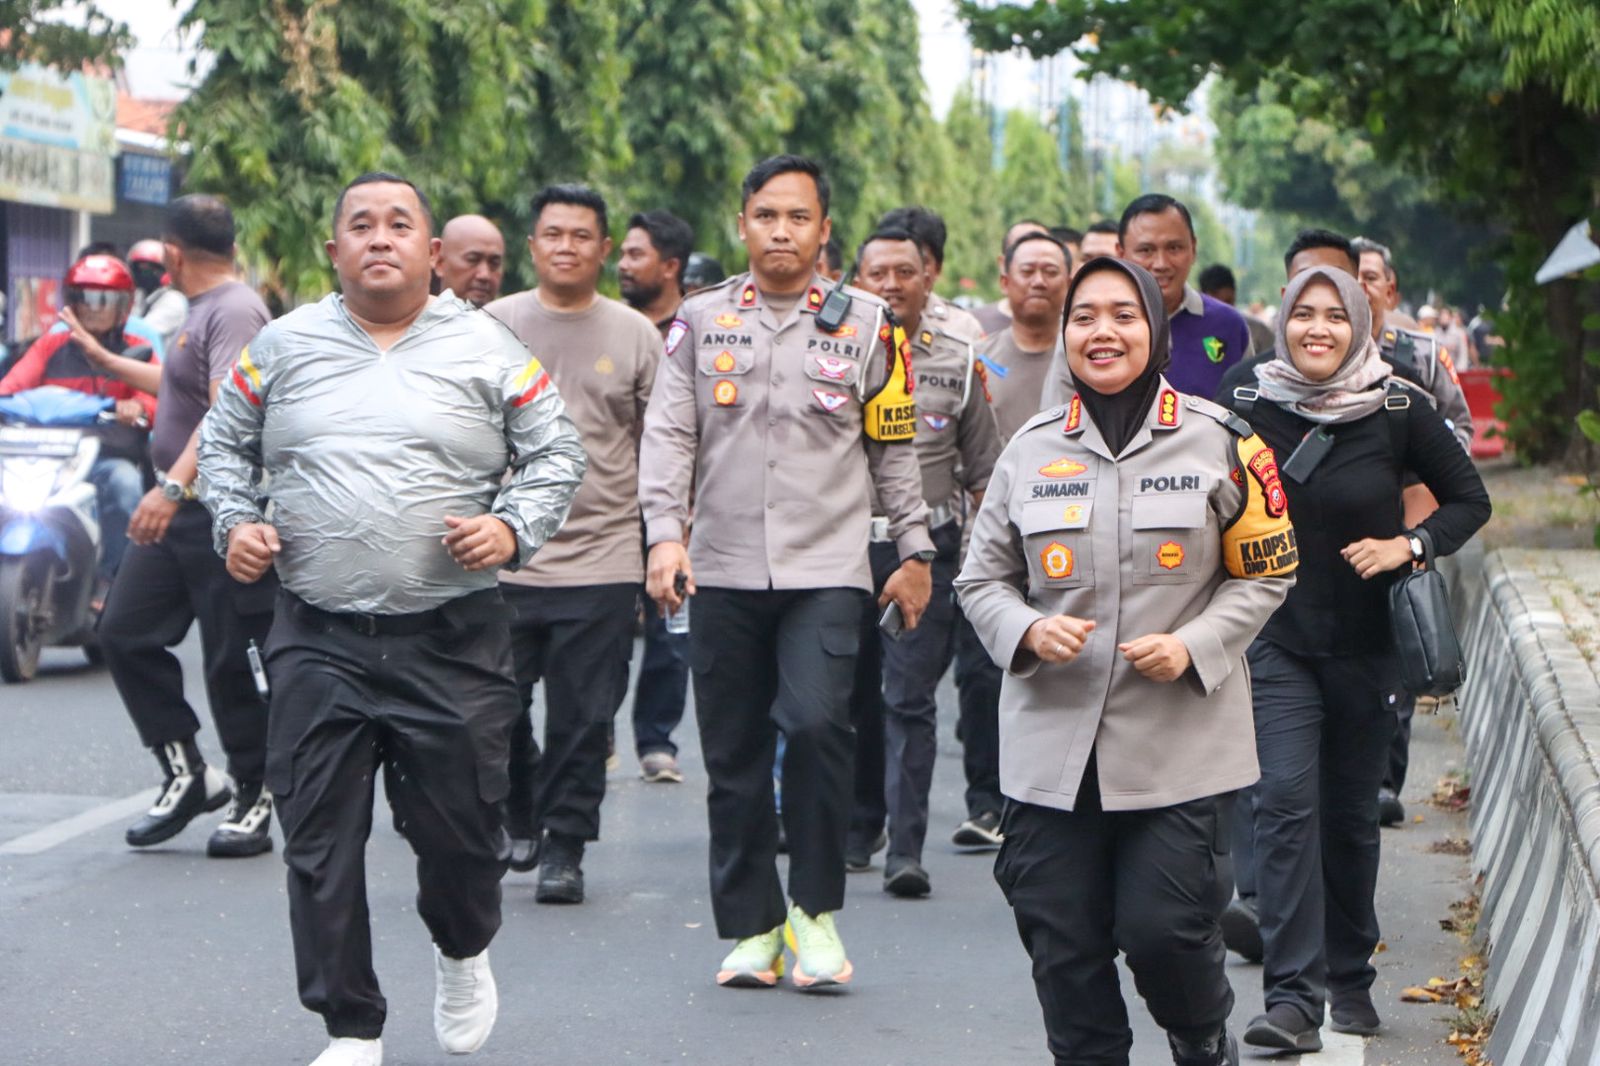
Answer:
[
  {"xmin": 1243, "ymin": 639, "xmax": 1399, "ymax": 1022},
  {"xmin": 690, "ymin": 586, "xmax": 866, "ymax": 937},
  {"xmin": 263, "ymin": 590, "xmax": 519, "ymax": 1040},
  {"xmin": 953, "ymin": 607, "xmax": 1003, "ymax": 819},
  {"xmin": 995, "ymin": 778, "xmax": 1235, "ymax": 1066},
  {"xmin": 502, "ymin": 583, "xmax": 639, "ymax": 842},
  {"xmin": 100, "ymin": 501, "xmax": 274, "ymax": 782},
  {"xmin": 848, "ymin": 522, "xmax": 963, "ymax": 860},
  {"xmin": 632, "ymin": 596, "xmax": 689, "ymax": 757},
  {"xmin": 1382, "ymin": 692, "xmax": 1417, "ymax": 795}
]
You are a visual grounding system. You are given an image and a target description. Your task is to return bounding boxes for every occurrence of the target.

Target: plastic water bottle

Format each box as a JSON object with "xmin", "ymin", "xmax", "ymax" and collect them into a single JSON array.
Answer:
[{"xmin": 664, "ymin": 572, "xmax": 690, "ymax": 635}]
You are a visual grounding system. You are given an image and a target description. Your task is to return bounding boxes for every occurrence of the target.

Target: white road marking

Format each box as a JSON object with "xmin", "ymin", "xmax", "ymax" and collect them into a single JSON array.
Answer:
[
  {"xmin": 0, "ymin": 789, "xmax": 156, "ymax": 855},
  {"xmin": 1319, "ymin": 1026, "xmax": 1369, "ymax": 1065}
]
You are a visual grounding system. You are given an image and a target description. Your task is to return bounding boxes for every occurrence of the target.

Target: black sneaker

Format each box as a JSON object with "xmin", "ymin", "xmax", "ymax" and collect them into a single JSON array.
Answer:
[
  {"xmin": 1220, "ymin": 897, "xmax": 1264, "ymax": 963},
  {"xmin": 1378, "ymin": 787, "xmax": 1406, "ymax": 827},
  {"xmin": 845, "ymin": 828, "xmax": 887, "ymax": 872},
  {"xmin": 1330, "ymin": 988, "xmax": 1382, "ymax": 1035},
  {"xmin": 1168, "ymin": 1029, "xmax": 1239, "ymax": 1066},
  {"xmin": 883, "ymin": 855, "xmax": 931, "ymax": 898},
  {"xmin": 507, "ymin": 835, "xmax": 541, "ymax": 873},
  {"xmin": 1243, "ymin": 1004, "xmax": 1322, "ymax": 1052},
  {"xmin": 535, "ymin": 835, "xmax": 585, "ymax": 904},
  {"xmin": 126, "ymin": 741, "xmax": 232, "ymax": 848},
  {"xmin": 952, "ymin": 810, "xmax": 1003, "ymax": 848},
  {"xmin": 206, "ymin": 782, "xmax": 274, "ymax": 858}
]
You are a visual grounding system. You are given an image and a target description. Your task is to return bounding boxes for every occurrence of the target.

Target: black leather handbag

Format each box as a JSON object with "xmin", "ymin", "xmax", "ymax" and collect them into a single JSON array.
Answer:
[{"xmin": 1389, "ymin": 527, "xmax": 1465, "ymax": 697}]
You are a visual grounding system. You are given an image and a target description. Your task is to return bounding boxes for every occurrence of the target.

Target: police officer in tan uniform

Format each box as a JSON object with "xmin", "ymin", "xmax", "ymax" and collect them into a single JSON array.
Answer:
[
  {"xmin": 846, "ymin": 227, "xmax": 1002, "ymax": 896},
  {"xmin": 958, "ymin": 258, "xmax": 1295, "ymax": 1066},
  {"xmin": 639, "ymin": 155, "xmax": 934, "ymax": 991}
]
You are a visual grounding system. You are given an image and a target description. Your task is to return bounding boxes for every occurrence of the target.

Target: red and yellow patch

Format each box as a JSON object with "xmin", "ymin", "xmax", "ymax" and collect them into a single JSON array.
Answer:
[
  {"xmin": 1062, "ymin": 504, "xmax": 1085, "ymax": 524},
  {"xmin": 831, "ymin": 324, "xmax": 858, "ymax": 339},
  {"xmin": 1439, "ymin": 350, "xmax": 1460, "ymax": 386},
  {"xmin": 1157, "ymin": 541, "xmax": 1185, "ymax": 570},
  {"xmin": 739, "ymin": 284, "xmax": 757, "ymax": 308},
  {"xmin": 713, "ymin": 380, "xmax": 738, "ymax": 406},
  {"xmin": 509, "ymin": 356, "xmax": 552, "ymax": 408},
  {"xmin": 973, "ymin": 359, "xmax": 993, "ymax": 404},
  {"xmin": 1064, "ymin": 394, "xmax": 1082, "ymax": 432},
  {"xmin": 1038, "ymin": 457, "xmax": 1088, "ymax": 478},
  {"xmin": 1040, "ymin": 542, "xmax": 1074, "ymax": 580},
  {"xmin": 1247, "ymin": 446, "xmax": 1288, "ymax": 517},
  {"xmin": 806, "ymin": 286, "xmax": 824, "ymax": 311},
  {"xmin": 230, "ymin": 347, "xmax": 262, "ymax": 406},
  {"xmin": 1157, "ymin": 389, "xmax": 1179, "ymax": 427},
  {"xmin": 1230, "ymin": 467, "xmax": 1244, "ymax": 487},
  {"xmin": 713, "ymin": 312, "xmax": 743, "ymax": 329},
  {"xmin": 713, "ymin": 351, "xmax": 736, "ymax": 373}
]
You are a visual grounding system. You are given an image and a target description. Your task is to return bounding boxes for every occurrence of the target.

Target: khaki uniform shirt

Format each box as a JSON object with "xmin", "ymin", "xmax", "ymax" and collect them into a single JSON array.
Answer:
[
  {"xmin": 1379, "ymin": 325, "xmax": 1473, "ymax": 453},
  {"xmin": 894, "ymin": 322, "xmax": 1000, "ymax": 510},
  {"xmin": 640, "ymin": 272, "xmax": 933, "ymax": 592},
  {"xmin": 956, "ymin": 382, "xmax": 1296, "ymax": 812},
  {"xmin": 924, "ymin": 292, "xmax": 984, "ymax": 343}
]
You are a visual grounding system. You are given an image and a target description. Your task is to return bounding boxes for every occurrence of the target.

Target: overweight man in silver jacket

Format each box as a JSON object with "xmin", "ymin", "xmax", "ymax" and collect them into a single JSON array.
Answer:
[{"xmin": 197, "ymin": 172, "xmax": 586, "ymax": 1066}]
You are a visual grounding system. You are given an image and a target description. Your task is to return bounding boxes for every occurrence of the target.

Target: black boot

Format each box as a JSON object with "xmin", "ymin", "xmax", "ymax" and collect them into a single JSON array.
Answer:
[
  {"xmin": 1169, "ymin": 1028, "xmax": 1239, "ymax": 1066},
  {"xmin": 125, "ymin": 739, "xmax": 232, "ymax": 848},
  {"xmin": 535, "ymin": 833, "xmax": 586, "ymax": 904},
  {"xmin": 206, "ymin": 780, "xmax": 274, "ymax": 858}
]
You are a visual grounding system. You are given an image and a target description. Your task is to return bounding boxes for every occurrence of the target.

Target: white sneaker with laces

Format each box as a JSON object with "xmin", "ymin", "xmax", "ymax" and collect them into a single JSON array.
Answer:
[
  {"xmin": 308, "ymin": 1037, "xmax": 382, "ymax": 1066},
  {"xmin": 434, "ymin": 946, "xmax": 497, "ymax": 1054}
]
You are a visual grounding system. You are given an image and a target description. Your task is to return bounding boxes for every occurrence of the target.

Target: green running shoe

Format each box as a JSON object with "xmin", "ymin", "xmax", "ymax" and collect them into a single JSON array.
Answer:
[
  {"xmin": 784, "ymin": 904, "xmax": 853, "ymax": 989},
  {"xmin": 716, "ymin": 926, "xmax": 784, "ymax": 988}
]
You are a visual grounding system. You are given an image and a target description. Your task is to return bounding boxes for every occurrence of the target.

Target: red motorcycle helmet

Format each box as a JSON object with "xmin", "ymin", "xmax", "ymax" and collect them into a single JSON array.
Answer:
[{"xmin": 65, "ymin": 254, "xmax": 136, "ymax": 320}]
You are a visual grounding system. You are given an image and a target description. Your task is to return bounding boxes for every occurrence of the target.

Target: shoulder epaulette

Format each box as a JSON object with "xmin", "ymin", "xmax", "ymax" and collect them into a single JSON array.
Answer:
[
  {"xmin": 1183, "ymin": 394, "xmax": 1253, "ymax": 437},
  {"xmin": 1016, "ymin": 403, "xmax": 1069, "ymax": 436}
]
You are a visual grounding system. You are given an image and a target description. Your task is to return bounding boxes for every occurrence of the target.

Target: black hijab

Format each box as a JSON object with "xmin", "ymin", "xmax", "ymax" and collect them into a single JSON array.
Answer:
[{"xmin": 1061, "ymin": 256, "xmax": 1172, "ymax": 456}]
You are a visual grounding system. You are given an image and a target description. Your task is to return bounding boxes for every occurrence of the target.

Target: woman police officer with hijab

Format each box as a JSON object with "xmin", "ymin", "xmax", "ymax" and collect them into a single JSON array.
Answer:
[{"xmin": 957, "ymin": 257, "xmax": 1297, "ymax": 1066}]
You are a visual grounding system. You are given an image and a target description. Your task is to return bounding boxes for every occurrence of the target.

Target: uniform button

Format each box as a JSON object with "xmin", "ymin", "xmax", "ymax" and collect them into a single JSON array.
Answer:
[
  {"xmin": 768, "ymin": 418, "xmax": 777, "ymax": 426},
  {"xmin": 767, "ymin": 502, "xmax": 775, "ymax": 509},
  {"xmin": 768, "ymin": 460, "xmax": 776, "ymax": 468},
  {"xmin": 773, "ymin": 374, "xmax": 784, "ymax": 385}
]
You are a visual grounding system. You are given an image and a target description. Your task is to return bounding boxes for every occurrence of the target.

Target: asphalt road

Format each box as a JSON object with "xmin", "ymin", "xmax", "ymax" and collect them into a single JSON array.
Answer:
[{"xmin": 0, "ymin": 634, "xmax": 1476, "ymax": 1065}]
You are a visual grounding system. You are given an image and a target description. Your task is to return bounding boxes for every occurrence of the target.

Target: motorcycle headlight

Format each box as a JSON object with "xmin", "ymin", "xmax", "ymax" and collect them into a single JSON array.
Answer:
[{"xmin": 2, "ymin": 459, "xmax": 60, "ymax": 513}]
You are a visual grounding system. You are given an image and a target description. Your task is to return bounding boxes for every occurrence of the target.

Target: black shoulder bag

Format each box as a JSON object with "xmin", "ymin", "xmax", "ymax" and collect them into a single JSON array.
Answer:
[{"xmin": 1382, "ymin": 386, "xmax": 1466, "ymax": 696}]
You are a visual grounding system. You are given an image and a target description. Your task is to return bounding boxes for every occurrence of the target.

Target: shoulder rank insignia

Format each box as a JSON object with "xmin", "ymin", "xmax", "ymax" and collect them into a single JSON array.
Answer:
[{"xmin": 739, "ymin": 284, "xmax": 757, "ymax": 309}]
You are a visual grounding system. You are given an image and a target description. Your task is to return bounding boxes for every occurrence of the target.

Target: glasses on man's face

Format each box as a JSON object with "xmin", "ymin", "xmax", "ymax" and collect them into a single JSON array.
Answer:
[{"xmin": 65, "ymin": 288, "xmax": 128, "ymax": 311}]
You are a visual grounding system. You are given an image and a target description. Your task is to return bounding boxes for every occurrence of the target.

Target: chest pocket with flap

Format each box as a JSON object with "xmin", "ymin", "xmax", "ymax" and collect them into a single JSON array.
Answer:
[
  {"xmin": 1129, "ymin": 490, "xmax": 1210, "ymax": 584},
  {"xmin": 1017, "ymin": 498, "xmax": 1094, "ymax": 591}
]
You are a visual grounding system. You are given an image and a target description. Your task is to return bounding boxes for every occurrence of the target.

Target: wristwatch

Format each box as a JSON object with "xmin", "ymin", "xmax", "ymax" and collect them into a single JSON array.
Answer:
[
  {"xmin": 908, "ymin": 550, "xmax": 937, "ymax": 564},
  {"xmin": 158, "ymin": 472, "xmax": 189, "ymax": 503},
  {"xmin": 1407, "ymin": 534, "xmax": 1425, "ymax": 562}
]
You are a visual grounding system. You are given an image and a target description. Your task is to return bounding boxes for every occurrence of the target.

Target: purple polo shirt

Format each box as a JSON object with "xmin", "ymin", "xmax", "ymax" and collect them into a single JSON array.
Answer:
[{"xmin": 1166, "ymin": 287, "xmax": 1254, "ymax": 398}]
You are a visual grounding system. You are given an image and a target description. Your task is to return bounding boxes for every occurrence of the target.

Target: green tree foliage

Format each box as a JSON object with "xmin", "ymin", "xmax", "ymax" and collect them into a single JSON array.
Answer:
[
  {"xmin": 614, "ymin": 0, "xmax": 799, "ymax": 268},
  {"xmin": 1209, "ymin": 80, "xmax": 1501, "ymax": 308},
  {"xmin": 0, "ymin": 1, "xmax": 131, "ymax": 71},
  {"xmin": 956, "ymin": 0, "xmax": 1600, "ymax": 463},
  {"xmin": 178, "ymin": 0, "xmax": 626, "ymax": 300},
  {"xmin": 995, "ymin": 109, "xmax": 1075, "ymax": 233},
  {"xmin": 935, "ymin": 86, "xmax": 1003, "ymax": 299}
]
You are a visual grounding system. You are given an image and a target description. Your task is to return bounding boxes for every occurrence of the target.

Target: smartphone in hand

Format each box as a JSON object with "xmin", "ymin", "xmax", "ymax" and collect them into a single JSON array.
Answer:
[{"xmin": 878, "ymin": 600, "xmax": 905, "ymax": 641}]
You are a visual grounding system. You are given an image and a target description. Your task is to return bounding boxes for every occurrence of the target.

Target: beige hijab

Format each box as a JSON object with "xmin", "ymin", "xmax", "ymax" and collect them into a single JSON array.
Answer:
[{"xmin": 1254, "ymin": 266, "xmax": 1391, "ymax": 424}]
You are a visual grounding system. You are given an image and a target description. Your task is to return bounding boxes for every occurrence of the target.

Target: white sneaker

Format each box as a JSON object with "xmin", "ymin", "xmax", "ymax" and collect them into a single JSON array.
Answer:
[
  {"xmin": 309, "ymin": 1037, "xmax": 382, "ymax": 1066},
  {"xmin": 434, "ymin": 946, "xmax": 497, "ymax": 1054}
]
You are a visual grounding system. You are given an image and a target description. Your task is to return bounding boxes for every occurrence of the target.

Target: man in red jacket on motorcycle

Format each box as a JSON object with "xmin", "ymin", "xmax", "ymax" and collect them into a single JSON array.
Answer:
[{"xmin": 0, "ymin": 254, "xmax": 159, "ymax": 594}]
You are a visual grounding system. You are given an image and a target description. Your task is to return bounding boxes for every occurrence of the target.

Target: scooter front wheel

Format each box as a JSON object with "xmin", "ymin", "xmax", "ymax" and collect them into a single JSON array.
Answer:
[{"xmin": 0, "ymin": 556, "xmax": 47, "ymax": 683}]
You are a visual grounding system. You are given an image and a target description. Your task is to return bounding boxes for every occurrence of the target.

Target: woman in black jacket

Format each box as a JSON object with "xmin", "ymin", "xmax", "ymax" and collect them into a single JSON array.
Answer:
[{"xmin": 1220, "ymin": 266, "xmax": 1490, "ymax": 1053}]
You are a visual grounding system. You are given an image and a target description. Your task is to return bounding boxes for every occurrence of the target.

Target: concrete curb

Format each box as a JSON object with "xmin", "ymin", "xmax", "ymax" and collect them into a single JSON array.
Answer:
[{"xmin": 1455, "ymin": 546, "xmax": 1600, "ymax": 1065}]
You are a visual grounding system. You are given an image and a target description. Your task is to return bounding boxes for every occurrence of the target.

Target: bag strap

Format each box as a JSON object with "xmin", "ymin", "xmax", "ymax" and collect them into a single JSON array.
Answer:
[
  {"xmin": 1383, "ymin": 381, "xmax": 1410, "ymax": 463},
  {"xmin": 1230, "ymin": 385, "xmax": 1258, "ymax": 419}
]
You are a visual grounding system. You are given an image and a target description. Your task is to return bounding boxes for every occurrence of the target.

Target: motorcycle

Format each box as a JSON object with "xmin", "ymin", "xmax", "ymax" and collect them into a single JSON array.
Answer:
[{"xmin": 0, "ymin": 386, "xmax": 111, "ymax": 681}]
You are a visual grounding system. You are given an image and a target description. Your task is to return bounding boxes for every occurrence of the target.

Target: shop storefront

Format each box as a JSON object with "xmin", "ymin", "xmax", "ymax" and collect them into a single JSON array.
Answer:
[{"xmin": 0, "ymin": 63, "xmax": 117, "ymax": 348}]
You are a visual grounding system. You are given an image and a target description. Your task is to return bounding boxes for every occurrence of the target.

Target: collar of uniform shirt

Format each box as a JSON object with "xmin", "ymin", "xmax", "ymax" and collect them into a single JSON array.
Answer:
[{"xmin": 1175, "ymin": 285, "xmax": 1205, "ymax": 318}]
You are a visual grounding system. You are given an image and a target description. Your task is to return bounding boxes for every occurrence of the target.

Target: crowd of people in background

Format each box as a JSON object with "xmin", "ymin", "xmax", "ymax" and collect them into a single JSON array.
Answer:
[{"xmin": 0, "ymin": 154, "xmax": 1494, "ymax": 1066}]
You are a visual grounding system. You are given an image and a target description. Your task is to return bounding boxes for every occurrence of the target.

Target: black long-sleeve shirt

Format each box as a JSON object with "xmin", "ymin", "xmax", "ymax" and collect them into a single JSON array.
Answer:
[{"xmin": 1219, "ymin": 382, "xmax": 1490, "ymax": 658}]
